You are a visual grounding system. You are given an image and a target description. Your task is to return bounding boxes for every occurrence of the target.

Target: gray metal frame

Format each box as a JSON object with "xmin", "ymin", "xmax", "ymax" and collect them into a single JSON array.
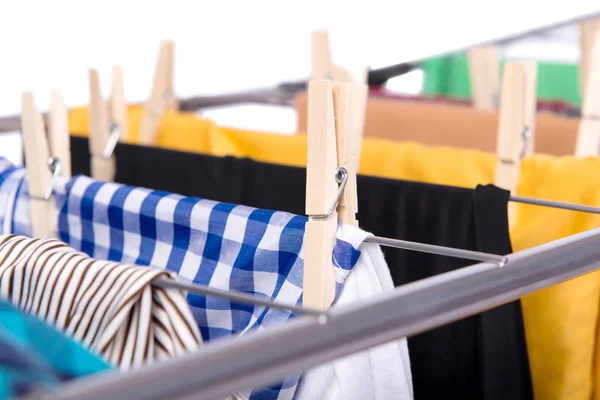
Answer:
[{"xmin": 37, "ymin": 226, "xmax": 600, "ymax": 400}]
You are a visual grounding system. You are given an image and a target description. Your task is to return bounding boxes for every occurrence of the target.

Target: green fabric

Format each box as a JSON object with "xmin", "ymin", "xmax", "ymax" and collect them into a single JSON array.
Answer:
[{"xmin": 421, "ymin": 54, "xmax": 582, "ymax": 107}]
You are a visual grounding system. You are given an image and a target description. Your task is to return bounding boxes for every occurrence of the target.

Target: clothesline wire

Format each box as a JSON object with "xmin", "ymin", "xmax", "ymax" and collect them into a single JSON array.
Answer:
[
  {"xmin": 161, "ymin": 190, "xmax": 600, "ymax": 312},
  {"xmin": 509, "ymin": 195, "xmax": 600, "ymax": 214},
  {"xmin": 157, "ymin": 233, "xmax": 510, "ymax": 315},
  {"xmin": 30, "ymin": 160, "xmax": 600, "ymax": 316},
  {"xmin": 33, "ymin": 148, "xmax": 600, "ymax": 219},
  {"xmin": 150, "ymin": 195, "xmax": 600, "ymax": 313},
  {"xmin": 42, "ymin": 226, "xmax": 600, "ymax": 400},
  {"xmin": 364, "ymin": 236, "xmax": 508, "ymax": 265},
  {"xmin": 152, "ymin": 278, "xmax": 324, "ymax": 317}
]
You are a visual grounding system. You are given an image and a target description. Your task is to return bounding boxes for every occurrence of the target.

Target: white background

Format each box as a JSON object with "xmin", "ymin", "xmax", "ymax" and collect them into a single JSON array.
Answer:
[{"xmin": 0, "ymin": 1, "xmax": 598, "ymax": 162}]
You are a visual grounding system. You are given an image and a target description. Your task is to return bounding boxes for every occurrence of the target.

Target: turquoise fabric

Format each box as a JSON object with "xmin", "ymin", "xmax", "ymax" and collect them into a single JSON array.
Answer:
[{"xmin": 0, "ymin": 299, "xmax": 111, "ymax": 398}]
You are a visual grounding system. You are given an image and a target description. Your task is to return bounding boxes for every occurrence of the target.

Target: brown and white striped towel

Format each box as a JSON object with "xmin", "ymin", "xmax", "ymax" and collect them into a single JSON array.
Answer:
[{"xmin": 0, "ymin": 234, "xmax": 202, "ymax": 370}]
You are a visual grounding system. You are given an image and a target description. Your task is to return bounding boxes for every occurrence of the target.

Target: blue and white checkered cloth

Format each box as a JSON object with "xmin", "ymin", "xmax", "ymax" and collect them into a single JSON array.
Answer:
[{"xmin": 0, "ymin": 158, "xmax": 369, "ymax": 400}]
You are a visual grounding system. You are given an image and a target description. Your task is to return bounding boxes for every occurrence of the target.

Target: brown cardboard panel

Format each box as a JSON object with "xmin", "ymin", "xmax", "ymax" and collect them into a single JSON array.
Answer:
[{"xmin": 295, "ymin": 92, "xmax": 579, "ymax": 156}]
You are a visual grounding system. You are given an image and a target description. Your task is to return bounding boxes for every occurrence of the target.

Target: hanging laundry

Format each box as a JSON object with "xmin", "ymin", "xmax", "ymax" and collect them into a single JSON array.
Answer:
[
  {"xmin": 0, "ymin": 297, "xmax": 110, "ymax": 399},
  {"xmin": 69, "ymin": 102, "xmax": 581, "ymax": 157},
  {"xmin": 65, "ymin": 122, "xmax": 600, "ymax": 400},
  {"xmin": 0, "ymin": 159, "xmax": 412, "ymax": 400},
  {"xmin": 297, "ymin": 240, "xmax": 414, "ymax": 400},
  {"xmin": 0, "ymin": 234, "xmax": 201, "ymax": 370},
  {"xmin": 368, "ymin": 183, "xmax": 531, "ymax": 400},
  {"xmin": 68, "ymin": 139, "xmax": 531, "ymax": 399}
]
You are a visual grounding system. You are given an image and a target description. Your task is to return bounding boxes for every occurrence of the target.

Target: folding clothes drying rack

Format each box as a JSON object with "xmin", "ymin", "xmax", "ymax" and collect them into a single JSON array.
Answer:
[
  {"xmin": 19, "ymin": 48, "xmax": 600, "ymax": 400},
  {"xmin": 31, "ymin": 225, "xmax": 600, "ymax": 400},
  {"xmin": 10, "ymin": 9, "xmax": 600, "ymax": 399},
  {"xmin": 19, "ymin": 82, "xmax": 600, "ymax": 318}
]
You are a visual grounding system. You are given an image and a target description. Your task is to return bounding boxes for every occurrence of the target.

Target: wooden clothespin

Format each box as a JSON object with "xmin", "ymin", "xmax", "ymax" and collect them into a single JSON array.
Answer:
[
  {"xmin": 311, "ymin": 30, "xmax": 366, "ymax": 84},
  {"xmin": 347, "ymin": 80, "xmax": 368, "ymax": 172},
  {"xmin": 304, "ymin": 80, "xmax": 339, "ymax": 309},
  {"xmin": 333, "ymin": 82, "xmax": 358, "ymax": 227},
  {"xmin": 494, "ymin": 61, "xmax": 537, "ymax": 226},
  {"xmin": 304, "ymin": 79, "xmax": 359, "ymax": 309},
  {"xmin": 21, "ymin": 91, "xmax": 69, "ymax": 238},
  {"xmin": 48, "ymin": 89, "xmax": 71, "ymax": 178},
  {"xmin": 88, "ymin": 69, "xmax": 116, "ymax": 182},
  {"xmin": 576, "ymin": 26, "xmax": 600, "ymax": 156},
  {"xmin": 110, "ymin": 66, "xmax": 128, "ymax": 144},
  {"xmin": 87, "ymin": 66, "xmax": 127, "ymax": 182},
  {"xmin": 579, "ymin": 19, "xmax": 600, "ymax": 99},
  {"xmin": 336, "ymin": 80, "xmax": 367, "ymax": 228},
  {"xmin": 311, "ymin": 30, "xmax": 368, "ymax": 171},
  {"xmin": 467, "ymin": 45, "xmax": 500, "ymax": 110},
  {"xmin": 138, "ymin": 40, "xmax": 177, "ymax": 144},
  {"xmin": 312, "ymin": 31, "xmax": 333, "ymax": 80}
]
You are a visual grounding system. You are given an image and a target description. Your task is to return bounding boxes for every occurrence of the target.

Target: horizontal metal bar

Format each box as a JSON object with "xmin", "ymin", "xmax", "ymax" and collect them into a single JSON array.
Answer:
[
  {"xmin": 153, "ymin": 278, "xmax": 323, "ymax": 317},
  {"xmin": 155, "ymin": 232, "xmax": 508, "ymax": 318},
  {"xmin": 408, "ymin": 10, "xmax": 600, "ymax": 64},
  {"xmin": 43, "ymin": 226, "xmax": 600, "ymax": 400},
  {"xmin": 510, "ymin": 195, "xmax": 600, "ymax": 214},
  {"xmin": 365, "ymin": 235, "xmax": 508, "ymax": 265}
]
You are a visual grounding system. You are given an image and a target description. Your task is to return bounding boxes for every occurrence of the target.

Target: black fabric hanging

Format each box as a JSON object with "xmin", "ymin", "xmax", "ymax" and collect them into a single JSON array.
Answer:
[{"xmin": 70, "ymin": 135, "xmax": 533, "ymax": 400}]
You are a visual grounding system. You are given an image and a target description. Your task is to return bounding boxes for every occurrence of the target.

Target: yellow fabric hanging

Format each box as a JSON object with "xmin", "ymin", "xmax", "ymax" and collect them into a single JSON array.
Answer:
[
  {"xmin": 69, "ymin": 105, "xmax": 497, "ymax": 185},
  {"xmin": 513, "ymin": 155, "xmax": 600, "ymax": 400},
  {"xmin": 69, "ymin": 105, "xmax": 600, "ymax": 400}
]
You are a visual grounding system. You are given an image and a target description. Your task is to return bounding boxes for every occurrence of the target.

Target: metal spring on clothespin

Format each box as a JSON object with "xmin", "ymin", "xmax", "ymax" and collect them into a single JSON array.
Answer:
[
  {"xmin": 21, "ymin": 91, "xmax": 69, "ymax": 239},
  {"xmin": 311, "ymin": 167, "xmax": 348, "ymax": 220},
  {"xmin": 103, "ymin": 123, "xmax": 121, "ymax": 159},
  {"xmin": 30, "ymin": 157, "xmax": 62, "ymax": 201},
  {"xmin": 497, "ymin": 125, "xmax": 531, "ymax": 165}
]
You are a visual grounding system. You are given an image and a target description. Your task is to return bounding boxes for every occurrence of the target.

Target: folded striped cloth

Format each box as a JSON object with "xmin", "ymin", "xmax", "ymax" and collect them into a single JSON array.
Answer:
[
  {"xmin": 0, "ymin": 158, "xmax": 367, "ymax": 400},
  {"xmin": 0, "ymin": 234, "xmax": 201, "ymax": 371}
]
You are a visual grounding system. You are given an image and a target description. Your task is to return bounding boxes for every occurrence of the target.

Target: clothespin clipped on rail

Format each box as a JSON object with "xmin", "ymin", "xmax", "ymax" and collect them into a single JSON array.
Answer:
[
  {"xmin": 88, "ymin": 69, "xmax": 117, "ymax": 182},
  {"xmin": 333, "ymin": 83, "xmax": 360, "ymax": 228},
  {"xmin": 21, "ymin": 91, "xmax": 70, "ymax": 238},
  {"xmin": 86, "ymin": 64, "xmax": 128, "ymax": 182},
  {"xmin": 579, "ymin": 19, "xmax": 600, "ymax": 100},
  {"xmin": 467, "ymin": 45, "xmax": 500, "ymax": 111},
  {"xmin": 110, "ymin": 66, "xmax": 128, "ymax": 148},
  {"xmin": 311, "ymin": 31, "xmax": 334, "ymax": 81},
  {"xmin": 311, "ymin": 30, "xmax": 368, "ymax": 84},
  {"xmin": 311, "ymin": 30, "xmax": 369, "ymax": 168},
  {"xmin": 576, "ymin": 24, "xmax": 600, "ymax": 156},
  {"xmin": 347, "ymin": 81, "xmax": 368, "ymax": 172},
  {"xmin": 138, "ymin": 40, "xmax": 177, "ymax": 145},
  {"xmin": 304, "ymin": 79, "xmax": 360, "ymax": 309},
  {"xmin": 494, "ymin": 61, "xmax": 537, "ymax": 226},
  {"xmin": 48, "ymin": 89, "xmax": 71, "ymax": 178}
]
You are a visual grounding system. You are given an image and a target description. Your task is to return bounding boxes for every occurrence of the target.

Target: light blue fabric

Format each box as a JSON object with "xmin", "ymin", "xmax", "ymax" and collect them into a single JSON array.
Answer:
[{"xmin": 0, "ymin": 299, "xmax": 111, "ymax": 399}]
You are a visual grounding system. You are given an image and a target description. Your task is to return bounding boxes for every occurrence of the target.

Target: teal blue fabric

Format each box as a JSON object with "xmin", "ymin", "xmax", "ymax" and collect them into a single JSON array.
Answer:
[{"xmin": 0, "ymin": 299, "xmax": 111, "ymax": 399}]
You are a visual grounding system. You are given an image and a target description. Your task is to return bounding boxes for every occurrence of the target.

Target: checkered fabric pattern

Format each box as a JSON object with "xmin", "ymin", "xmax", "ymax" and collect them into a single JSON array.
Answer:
[
  {"xmin": 0, "ymin": 298, "xmax": 111, "ymax": 399},
  {"xmin": 0, "ymin": 159, "xmax": 367, "ymax": 400}
]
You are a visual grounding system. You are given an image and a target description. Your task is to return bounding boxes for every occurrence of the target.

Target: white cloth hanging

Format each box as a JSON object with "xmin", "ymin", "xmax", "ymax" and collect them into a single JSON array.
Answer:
[{"xmin": 294, "ymin": 227, "xmax": 414, "ymax": 400}]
